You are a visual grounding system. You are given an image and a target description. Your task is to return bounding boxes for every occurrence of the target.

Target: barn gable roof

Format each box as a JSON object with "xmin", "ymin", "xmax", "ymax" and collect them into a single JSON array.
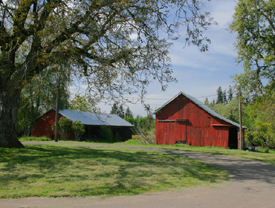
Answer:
[
  {"xmin": 33, "ymin": 109, "xmax": 133, "ymax": 127},
  {"xmin": 155, "ymin": 91, "xmax": 245, "ymax": 129},
  {"xmin": 58, "ymin": 109, "xmax": 133, "ymax": 127}
]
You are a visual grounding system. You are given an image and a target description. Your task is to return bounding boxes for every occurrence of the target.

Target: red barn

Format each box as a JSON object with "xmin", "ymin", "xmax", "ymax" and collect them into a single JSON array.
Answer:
[
  {"xmin": 155, "ymin": 92, "xmax": 245, "ymax": 149},
  {"xmin": 31, "ymin": 109, "xmax": 133, "ymax": 141}
]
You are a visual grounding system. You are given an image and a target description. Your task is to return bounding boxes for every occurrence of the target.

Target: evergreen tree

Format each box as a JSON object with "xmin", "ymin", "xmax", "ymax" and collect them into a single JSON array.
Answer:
[
  {"xmin": 204, "ymin": 98, "xmax": 210, "ymax": 106},
  {"xmin": 117, "ymin": 105, "xmax": 125, "ymax": 118},
  {"xmin": 110, "ymin": 103, "xmax": 119, "ymax": 115},
  {"xmin": 110, "ymin": 103, "xmax": 125, "ymax": 118},
  {"xmin": 228, "ymin": 85, "xmax": 234, "ymax": 102},
  {"xmin": 223, "ymin": 90, "xmax": 227, "ymax": 104},
  {"xmin": 211, "ymin": 99, "xmax": 216, "ymax": 106},
  {"xmin": 216, "ymin": 86, "xmax": 223, "ymax": 104},
  {"xmin": 125, "ymin": 107, "xmax": 133, "ymax": 118}
]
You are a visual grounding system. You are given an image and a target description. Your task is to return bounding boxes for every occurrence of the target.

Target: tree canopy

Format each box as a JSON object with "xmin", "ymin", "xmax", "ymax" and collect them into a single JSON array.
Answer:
[
  {"xmin": 230, "ymin": 0, "xmax": 275, "ymax": 96},
  {"xmin": 0, "ymin": 0, "xmax": 214, "ymax": 147},
  {"xmin": 70, "ymin": 93, "xmax": 95, "ymax": 112},
  {"xmin": 18, "ymin": 66, "xmax": 70, "ymax": 136},
  {"xmin": 230, "ymin": 0, "xmax": 275, "ymax": 148}
]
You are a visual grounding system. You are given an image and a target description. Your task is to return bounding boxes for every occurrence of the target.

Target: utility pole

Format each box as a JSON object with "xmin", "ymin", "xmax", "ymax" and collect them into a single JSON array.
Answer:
[
  {"xmin": 239, "ymin": 88, "xmax": 243, "ymax": 150},
  {"xmin": 54, "ymin": 77, "xmax": 60, "ymax": 142}
]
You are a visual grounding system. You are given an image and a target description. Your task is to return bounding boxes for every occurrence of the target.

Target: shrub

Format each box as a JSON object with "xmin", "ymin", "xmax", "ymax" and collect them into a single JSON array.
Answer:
[
  {"xmin": 99, "ymin": 126, "xmax": 113, "ymax": 142},
  {"xmin": 114, "ymin": 132, "xmax": 121, "ymax": 142},
  {"xmin": 133, "ymin": 126, "xmax": 155, "ymax": 144},
  {"xmin": 58, "ymin": 117, "xmax": 73, "ymax": 140},
  {"xmin": 124, "ymin": 116, "xmax": 134, "ymax": 124},
  {"xmin": 72, "ymin": 120, "xmax": 85, "ymax": 140},
  {"xmin": 19, "ymin": 136, "xmax": 51, "ymax": 141}
]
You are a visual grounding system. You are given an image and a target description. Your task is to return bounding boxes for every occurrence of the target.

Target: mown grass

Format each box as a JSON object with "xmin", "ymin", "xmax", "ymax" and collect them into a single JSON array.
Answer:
[
  {"xmin": 0, "ymin": 144, "xmax": 229, "ymax": 199},
  {"xmin": 124, "ymin": 138, "xmax": 142, "ymax": 145},
  {"xmin": 19, "ymin": 136, "xmax": 51, "ymax": 141},
  {"xmin": 121, "ymin": 140, "xmax": 275, "ymax": 164},
  {"xmin": 19, "ymin": 137, "xmax": 275, "ymax": 164}
]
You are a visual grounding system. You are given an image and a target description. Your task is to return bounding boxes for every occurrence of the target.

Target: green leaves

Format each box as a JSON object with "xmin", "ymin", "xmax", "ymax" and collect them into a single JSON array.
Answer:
[
  {"xmin": 70, "ymin": 93, "xmax": 96, "ymax": 113},
  {"xmin": 1, "ymin": 0, "xmax": 215, "ymax": 147},
  {"xmin": 1, "ymin": 0, "xmax": 214, "ymax": 102},
  {"xmin": 58, "ymin": 117, "xmax": 73, "ymax": 140},
  {"xmin": 72, "ymin": 120, "xmax": 85, "ymax": 141},
  {"xmin": 245, "ymin": 94, "xmax": 275, "ymax": 148},
  {"xmin": 230, "ymin": 0, "xmax": 275, "ymax": 94}
]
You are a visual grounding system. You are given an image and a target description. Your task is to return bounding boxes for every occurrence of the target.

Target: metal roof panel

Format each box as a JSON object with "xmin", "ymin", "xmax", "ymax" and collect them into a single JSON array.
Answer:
[{"xmin": 59, "ymin": 109, "xmax": 133, "ymax": 127}]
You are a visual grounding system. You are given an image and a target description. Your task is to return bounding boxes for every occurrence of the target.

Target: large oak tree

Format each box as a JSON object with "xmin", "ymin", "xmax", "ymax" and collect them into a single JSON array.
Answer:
[{"xmin": 0, "ymin": 0, "xmax": 213, "ymax": 148}]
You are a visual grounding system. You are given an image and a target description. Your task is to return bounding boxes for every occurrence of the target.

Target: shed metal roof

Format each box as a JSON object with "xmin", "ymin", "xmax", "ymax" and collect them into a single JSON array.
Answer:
[
  {"xmin": 155, "ymin": 91, "xmax": 245, "ymax": 129},
  {"xmin": 58, "ymin": 109, "xmax": 133, "ymax": 127}
]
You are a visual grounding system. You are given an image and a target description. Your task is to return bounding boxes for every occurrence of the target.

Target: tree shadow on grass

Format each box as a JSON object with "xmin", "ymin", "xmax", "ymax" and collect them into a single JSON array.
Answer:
[{"xmin": 0, "ymin": 145, "xmax": 229, "ymax": 198}]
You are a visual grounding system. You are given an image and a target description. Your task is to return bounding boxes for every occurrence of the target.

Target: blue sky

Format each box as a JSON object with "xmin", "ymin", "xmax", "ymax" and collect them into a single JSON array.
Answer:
[{"xmin": 75, "ymin": 1, "xmax": 244, "ymax": 117}]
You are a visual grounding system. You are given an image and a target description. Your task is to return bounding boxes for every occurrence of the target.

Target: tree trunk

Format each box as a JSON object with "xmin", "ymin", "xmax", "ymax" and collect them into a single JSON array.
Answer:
[{"xmin": 0, "ymin": 84, "xmax": 24, "ymax": 148}]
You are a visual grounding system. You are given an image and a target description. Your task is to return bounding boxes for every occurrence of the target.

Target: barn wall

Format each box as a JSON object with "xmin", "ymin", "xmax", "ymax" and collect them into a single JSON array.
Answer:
[
  {"xmin": 31, "ymin": 110, "xmax": 132, "ymax": 141},
  {"xmin": 31, "ymin": 109, "xmax": 63, "ymax": 139},
  {"xmin": 155, "ymin": 94, "xmax": 234, "ymax": 148},
  {"xmin": 110, "ymin": 126, "xmax": 132, "ymax": 141},
  {"xmin": 81, "ymin": 126, "xmax": 132, "ymax": 141}
]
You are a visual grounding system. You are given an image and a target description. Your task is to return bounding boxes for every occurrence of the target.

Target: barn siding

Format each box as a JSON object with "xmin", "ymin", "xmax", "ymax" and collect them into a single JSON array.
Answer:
[
  {"xmin": 31, "ymin": 109, "xmax": 63, "ymax": 139},
  {"xmin": 31, "ymin": 109, "xmax": 132, "ymax": 141},
  {"xmin": 155, "ymin": 94, "xmax": 235, "ymax": 148}
]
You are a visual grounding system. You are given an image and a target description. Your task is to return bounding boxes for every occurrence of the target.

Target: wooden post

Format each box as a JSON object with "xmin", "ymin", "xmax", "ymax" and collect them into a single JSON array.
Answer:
[
  {"xmin": 88, "ymin": 126, "xmax": 90, "ymax": 139},
  {"xmin": 54, "ymin": 77, "xmax": 60, "ymax": 142},
  {"xmin": 239, "ymin": 88, "xmax": 243, "ymax": 150}
]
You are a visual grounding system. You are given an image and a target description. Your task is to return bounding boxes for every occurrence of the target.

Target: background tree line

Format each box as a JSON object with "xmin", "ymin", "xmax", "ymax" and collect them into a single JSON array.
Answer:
[
  {"xmin": 205, "ymin": 85, "xmax": 275, "ymax": 148},
  {"xmin": 110, "ymin": 102, "xmax": 155, "ymax": 134},
  {"xmin": 203, "ymin": 0, "xmax": 275, "ymax": 149},
  {"xmin": 18, "ymin": 76, "xmax": 96, "ymax": 138},
  {"xmin": 230, "ymin": 0, "xmax": 275, "ymax": 148}
]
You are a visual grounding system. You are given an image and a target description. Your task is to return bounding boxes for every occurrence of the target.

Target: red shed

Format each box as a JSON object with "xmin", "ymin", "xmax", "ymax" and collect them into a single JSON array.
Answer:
[
  {"xmin": 31, "ymin": 109, "xmax": 133, "ymax": 141},
  {"xmin": 155, "ymin": 92, "xmax": 245, "ymax": 149}
]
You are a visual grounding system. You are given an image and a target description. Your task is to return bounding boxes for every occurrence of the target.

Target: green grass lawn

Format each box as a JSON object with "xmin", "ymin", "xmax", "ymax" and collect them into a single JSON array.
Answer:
[
  {"xmin": 18, "ymin": 137, "xmax": 275, "ymax": 164},
  {"xmin": 0, "ymin": 144, "xmax": 229, "ymax": 199},
  {"xmin": 19, "ymin": 136, "xmax": 275, "ymax": 164},
  {"xmin": 19, "ymin": 136, "xmax": 51, "ymax": 141}
]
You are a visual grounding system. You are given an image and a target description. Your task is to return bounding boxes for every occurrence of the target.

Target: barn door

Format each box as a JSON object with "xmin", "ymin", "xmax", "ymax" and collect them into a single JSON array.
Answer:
[
  {"xmin": 174, "ymin": 121, "xmax": 187, "ymax": 144},
  {"xmin": 229, "ymin": 128, "xmax": 238, "ymax": 149}
]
